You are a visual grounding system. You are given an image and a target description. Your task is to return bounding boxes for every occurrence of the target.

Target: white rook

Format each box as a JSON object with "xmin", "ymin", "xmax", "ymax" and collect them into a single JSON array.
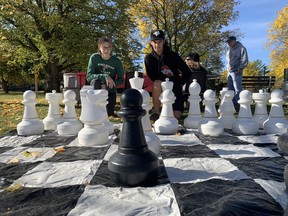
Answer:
[{"xmin": 43, "ymin": 90, "xmax": 63, "ymax": 130}]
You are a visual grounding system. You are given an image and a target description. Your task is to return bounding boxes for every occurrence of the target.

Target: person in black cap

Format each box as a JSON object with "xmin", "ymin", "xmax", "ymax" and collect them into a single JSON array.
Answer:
[
  {"xmin": 225, "ymin": 36, "xmax": 248, "ymax": 106},
  {"xmin": 184, "ymin": 52, "xmax": 208, "ymax": 97},
  {"xmin": 144, "ymin": 30, "xmax": 192, "ymax": 121}
]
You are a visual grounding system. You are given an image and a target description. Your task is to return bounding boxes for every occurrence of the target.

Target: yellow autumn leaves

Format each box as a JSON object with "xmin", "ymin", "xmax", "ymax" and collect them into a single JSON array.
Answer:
[
  {"xmin": 266, "ymin": 5, "xmax": 288, "ymax": 79},
  {"xmin": 0, "ymin": 95, "xmax": 53, "ymax": 135}
]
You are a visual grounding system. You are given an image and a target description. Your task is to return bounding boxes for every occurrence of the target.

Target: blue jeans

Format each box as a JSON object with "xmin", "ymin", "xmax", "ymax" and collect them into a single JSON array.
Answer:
[{"xmin": 227, "ymin": 71, "xmax": 242, "ymax": 104}]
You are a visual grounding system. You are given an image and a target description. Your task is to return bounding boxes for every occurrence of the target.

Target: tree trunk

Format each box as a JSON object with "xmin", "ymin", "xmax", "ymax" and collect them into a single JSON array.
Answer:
[
  {"xmin": 1, "ymin": 79, "xmax": 9, "ymax": 93},
  {"xmin": 46, "ymin": 59, "xmax": 60, "ymax": 92}
]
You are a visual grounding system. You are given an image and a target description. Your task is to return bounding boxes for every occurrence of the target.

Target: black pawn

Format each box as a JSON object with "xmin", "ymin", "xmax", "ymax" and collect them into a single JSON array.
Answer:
[{"xmin": 108, "ymin": 89, "xmax": 159, "ymax": 187}]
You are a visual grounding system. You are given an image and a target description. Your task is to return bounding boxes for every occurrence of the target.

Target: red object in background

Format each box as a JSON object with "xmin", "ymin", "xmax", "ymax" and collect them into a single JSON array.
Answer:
[
  {"xmin": 142, "ymin": 75, "xmax": 153, "ymax": 93},
  {"xmin": 75, "ymin": 72, "xmax": 87, "ymax": 88},
  {"xmin": 72, "ymin": 71, "xmax": 153, "ymax": 93},
  {"xmin": 116, "ymin": 72, "xmax": 153, "ymax": 93}
]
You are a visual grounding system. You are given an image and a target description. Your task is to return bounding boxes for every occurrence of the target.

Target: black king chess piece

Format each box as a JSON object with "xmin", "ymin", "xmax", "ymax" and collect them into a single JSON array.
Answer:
[{"xmin": 108, "ymin": 89, "xmax": 159, "ymax": 186}]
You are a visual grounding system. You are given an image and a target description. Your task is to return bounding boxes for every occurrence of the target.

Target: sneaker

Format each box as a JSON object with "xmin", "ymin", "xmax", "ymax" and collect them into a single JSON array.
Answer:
[{"xmin": 150, "ymin": 113, "xmax": 160, "ymax": 121}]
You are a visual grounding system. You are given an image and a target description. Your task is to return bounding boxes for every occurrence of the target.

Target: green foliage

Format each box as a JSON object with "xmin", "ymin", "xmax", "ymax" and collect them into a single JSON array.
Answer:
[
  {"xmin": 131, "ymin": 0, "xmax": 240, "ymax": 74},
  {"xmin": 0, "ymin": 0, "xmax": 142, "ymax": 91}
]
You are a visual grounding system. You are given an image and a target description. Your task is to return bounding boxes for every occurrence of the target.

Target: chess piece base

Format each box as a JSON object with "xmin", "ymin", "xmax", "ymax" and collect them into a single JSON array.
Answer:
[
  {"xmin": 263, "ymin": 118, "xmax": 288, "ymax": 134},
  {"xmin": 232, "ymin": 119, "xmax": 259, "ymax": 135},
  {"xmin": 198, "ymin": 119, "xmax": 224, "ymax": 136},
  {"xmin": 43, "ymin": 116, "xmax": 62, "ymax": 130},
  {"xmin": 145, "ymin": 131, "xmax": 161, "ymax": 155},
  {"xmin": 154, "ymin": 117, "xmax": 178, "ymax": 135},
  {"xmin": 184, "ymin": 115, "xmax": 202, "ymax": 129},
  {"xmin": 78, "ymin": 125, "xmax": 109, "ymax": 146},
  {"xmin": 108, "ymin": 151, "xmax": 159, "ymax": 187},
  {"xmin": 57, "ymin": 120, "xmax": 83, "ymax": 136},
  {"xmin": 17, "ymin": 120, "xmax": 44, "ymax": 136},
  {"xmin": 277, "ymin": 132, "xmax": 288, "ymax": 154}
]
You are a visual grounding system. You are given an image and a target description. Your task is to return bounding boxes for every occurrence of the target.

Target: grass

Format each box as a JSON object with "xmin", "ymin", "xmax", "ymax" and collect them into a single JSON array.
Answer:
[{"xmin": 1, "ymin": 91, "xmax": 288, "ymax": 137}]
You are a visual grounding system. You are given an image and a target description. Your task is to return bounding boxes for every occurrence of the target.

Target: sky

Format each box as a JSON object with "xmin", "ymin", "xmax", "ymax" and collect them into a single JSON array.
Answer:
[{"xmin": 225, "ymin": 0, "xmax": 287, "ymax": 67}]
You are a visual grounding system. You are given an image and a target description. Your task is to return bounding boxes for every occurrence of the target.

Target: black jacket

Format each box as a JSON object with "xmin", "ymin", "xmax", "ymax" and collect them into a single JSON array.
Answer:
[
  {"xmin": 185, "ymin": 66, "xmax": 208, "ymax": 94},
  {"xmin": 144, "ymin": 46, "xmax": 191, "ymax": 95}
]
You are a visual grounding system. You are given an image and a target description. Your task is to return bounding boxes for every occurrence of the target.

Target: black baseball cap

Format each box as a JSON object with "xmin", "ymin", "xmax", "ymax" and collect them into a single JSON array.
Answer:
[
  {"xmin": 226, "ymin": 36, "xmax": 236, "ymax": 42},
  {"xmin": 150, "ymin": 30, "xmax": 165, "ymax": 41},
  {"xmin": 186, "ymin": 53, "xmax": 200, "ymax": 62}
]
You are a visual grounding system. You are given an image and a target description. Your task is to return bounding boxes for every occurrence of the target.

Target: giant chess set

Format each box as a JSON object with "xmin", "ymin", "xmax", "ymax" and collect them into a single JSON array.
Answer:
[{"xmin": 1, "ymin": 72, "xmax": 288, "ymax": 215}]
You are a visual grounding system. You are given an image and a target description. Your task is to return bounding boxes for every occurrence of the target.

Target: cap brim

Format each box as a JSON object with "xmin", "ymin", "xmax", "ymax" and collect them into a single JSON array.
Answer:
[{"xmin": 150, "ymin": 38, "xmax": 164, "ymax": 41}]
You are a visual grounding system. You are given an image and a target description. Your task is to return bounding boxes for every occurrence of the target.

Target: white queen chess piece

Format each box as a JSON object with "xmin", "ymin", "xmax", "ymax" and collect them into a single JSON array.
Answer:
[
  {"xmin": 129, "ymin": 71, "xmax": 161, "ymax": 154},
  {"xmin": 43, "ymin": 90, "xmax": 63, "ymax": 130},
  {"xmin": 184, "ymin": 79, "xmax": 202, "ymax": 129},
  {"xmin": 129, "ymin": 71, "xmax": 144, "ymax": 89},
  {"xmin": 154, "ymin": 78, "xmax": 178, "ymax": 135},
  {"xmin": 17, "ymin": 90, "xmax": 44, "ymax": 135},
  {"xmin": 57, "ymin": 90, "xmax": 83, "ymax": 136},
  {"xmin": 198, "ymin": 89, "xmax": 224, "ymax": 136},
  {"xmin": 263, "ymin": 89, "xmax": 288, "ymax": 134},
  {"xmin": 232, "ymin": 90, "xmax": 259, "ymax": 135},
  {"xmin": 77, "ymin": 88, "xmax": 109, "ymax": 146},
  {"xmin": 252, "ymin": 90, "xmax": 270, "ymax": 129}
]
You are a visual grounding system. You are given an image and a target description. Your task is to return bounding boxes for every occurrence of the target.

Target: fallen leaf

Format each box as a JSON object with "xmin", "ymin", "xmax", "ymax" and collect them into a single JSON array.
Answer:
[
  {"xmin": 22, "ymin": 151, "xmax": 41, "ymax": 157},
  {"xmin": 5, "ymin": 183, "xmax": 23, "ymax": 192},
  {"xmin": 54, "ymin": 147, "xmax": 65, "ymax": 152},
  {"xmin": 8, "ymin": 158, "xmax": 21, "ymax": 164}
]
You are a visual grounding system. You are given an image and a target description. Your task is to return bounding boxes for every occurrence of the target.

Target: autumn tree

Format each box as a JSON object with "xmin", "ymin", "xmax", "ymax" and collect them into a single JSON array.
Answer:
[
  {"xmin": 243, "ymin": 60, "xmax": 267, "ymax": 76},
  {"xmin": 130, "ymin": 0, "xmax": 239, "ymax": 74},
  {"xmin": 0, "ymin": 0, "xmax": 141, "ymax": 92},
  {"xmin": 266, "ymin": 4, "xmax": 288, "ymax": 81}
]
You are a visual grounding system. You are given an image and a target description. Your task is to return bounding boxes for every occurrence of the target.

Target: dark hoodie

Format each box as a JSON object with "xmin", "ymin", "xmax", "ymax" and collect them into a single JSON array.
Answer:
[{"xmin": 144, "ymin": 46, "xmax": 192, "ymax": 95}]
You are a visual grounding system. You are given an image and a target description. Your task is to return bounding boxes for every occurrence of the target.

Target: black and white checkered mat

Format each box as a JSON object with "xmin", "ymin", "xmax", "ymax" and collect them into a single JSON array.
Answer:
[{"xmin": 0, "ymin": 125, "xmax": 287, "ymax": 215}]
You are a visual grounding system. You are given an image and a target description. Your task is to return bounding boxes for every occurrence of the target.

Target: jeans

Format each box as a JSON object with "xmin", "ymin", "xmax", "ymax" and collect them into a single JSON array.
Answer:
[
  {"xmin": 107, "ymin": 92, "xmax": 116, "ymax": 117},
  {"xmin": 227, "ymin": 71, "xmax": 242, "ymax": 104}
]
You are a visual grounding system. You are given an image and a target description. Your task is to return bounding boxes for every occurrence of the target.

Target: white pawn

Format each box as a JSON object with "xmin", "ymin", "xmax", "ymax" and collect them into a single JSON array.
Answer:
[
  {"xmin": 154, "ymin": 78, "xmax": 178, "ymax": 135},
  {"xmin": 198, "ymin": 89, "xmax": 224, "ymax": 136},
  {"xmin": 57, "ymin": 90, "xmax": 83, "ymax": 136},
  {"xmin": 232, "ymin": 90, "xmax": 258, "ymax": 135},
  {"xmin": 263, "ymin": 89, "xmax": 288, "ymax": 134},
  {"xmin": 184, "ymin": 79, "xmax": 202, "ymax": 129},
  {"xmin": 252, "ymin": 90, "xmax": 270, "ymax": 129},
  {"xmin": 17, "ymin": 90, "xmax": 44, "ymax": 135},
  {"xmin": 78, "ymin": 89, "xmax": 109, "ymax": 146},
  {"xmin": 43, "ymin": 90, "xmax": 63, "ymax": 130},
  {"xmin": 101, "ymin": 92, "xmax": 114, "ymax": 135},
  {"xmin": 218, "ymin": 90, "xmax": 236, "ymax": 129},
  {"xmin": 129, "ymin": 71, "xmax": 161, "ymax": 154}
]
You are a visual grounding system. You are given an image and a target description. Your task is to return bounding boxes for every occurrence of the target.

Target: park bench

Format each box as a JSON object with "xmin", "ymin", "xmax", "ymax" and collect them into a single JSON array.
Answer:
[{"xmin": 242, "ymin": 75, "xmax": 276, "ymax": 92}]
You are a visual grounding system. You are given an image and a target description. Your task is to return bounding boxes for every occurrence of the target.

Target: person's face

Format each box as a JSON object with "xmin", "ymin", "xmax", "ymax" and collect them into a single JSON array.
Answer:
[
  {"xmin": 185, "ymin": 57, "xmax": 192, "ymax": 67},
  {"xmin": 185, "ymin": 57, "xmax": 197, "ymax": 67},
  {"xmin": 99, "ymin": 42, "xmax": 112, "ymax": 59},
  {"xmin": 150, "ymin": 39, "xmax": 164, "ymax": 55},
  {"xmin": 227, "ymin": 40, "xmax": 236, "ymax": 48}
]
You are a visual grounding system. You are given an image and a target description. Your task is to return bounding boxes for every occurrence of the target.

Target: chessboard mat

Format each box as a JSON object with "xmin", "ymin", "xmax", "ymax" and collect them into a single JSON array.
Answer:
[{"xmin": 0, "ymin": 124, "xmax": 287, "ymax": 216}]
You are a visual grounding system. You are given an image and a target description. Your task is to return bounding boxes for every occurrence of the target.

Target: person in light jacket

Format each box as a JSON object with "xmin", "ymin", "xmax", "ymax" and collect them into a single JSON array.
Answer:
[{"xmin": 226, "ymin": 36, "xmax": 248, "ymax": 106}]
